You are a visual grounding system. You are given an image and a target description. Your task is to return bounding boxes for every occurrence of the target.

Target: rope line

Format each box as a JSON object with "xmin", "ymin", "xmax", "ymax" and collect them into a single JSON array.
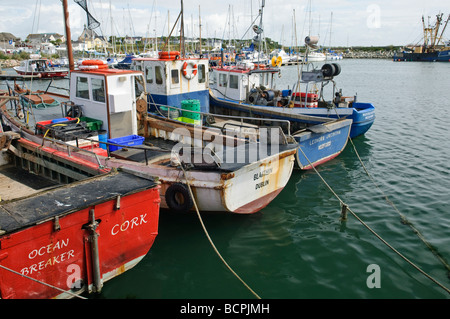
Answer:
[
  {"xmin": 347, "ymin": 136, "xmax": 450, "ymax": 277},
  {"xmin": 296, "ymin": 145, "xmax": 450, "ymax": 295},
  {"xmin": 332, "ymin": 106, "xmax": 450, "ymax": 277},
  {"xmin": 0, "ymin": 264, "xmax": 87, "ymax": 299},
  {"xmin": 177, "ymin": 159, "xmax": 262, "ymax": 299}
]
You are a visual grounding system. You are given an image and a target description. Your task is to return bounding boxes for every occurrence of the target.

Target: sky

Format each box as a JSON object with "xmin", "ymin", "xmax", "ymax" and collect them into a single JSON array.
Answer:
[{"xmin": 0, "ymin": 0, "xmax": 448, "ymax": 47}]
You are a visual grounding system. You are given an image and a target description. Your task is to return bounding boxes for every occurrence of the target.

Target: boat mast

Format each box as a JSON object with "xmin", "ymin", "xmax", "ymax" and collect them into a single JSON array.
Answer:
[
  {"xmin": 62, "ymin": 0, "xmax": 75, "ymax": 71},
  {"xmin": 199, "ymin": 5, "xmax": 202, "ymax": 55}
]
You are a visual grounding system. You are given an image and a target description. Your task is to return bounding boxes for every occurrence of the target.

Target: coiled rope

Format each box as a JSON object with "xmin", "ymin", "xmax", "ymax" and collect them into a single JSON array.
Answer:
[
  {"xmin": 176, "ymin": 158, "xmax": 262, "ymax": 299},
  {"xmin": 296, "ymin": 145, "xmax": 450, "ymax": 295}
]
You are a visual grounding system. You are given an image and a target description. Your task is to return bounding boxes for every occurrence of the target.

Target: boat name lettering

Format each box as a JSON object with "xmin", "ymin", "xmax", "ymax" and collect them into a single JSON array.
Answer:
[
  {"xmin": 255, "ymin": 180, "xmax": 269, "ymax": 190},
  {"xmin": 326, "ymin": 130, "xmax": 341, "ymax": 139},
  {"xmin": 318, "ymin": 141, "xmax": 331, "ymax": 150},
  {"xmin": 111, "ymin": 213, "xmax": 148, "ymax": 236},
  {"xmin": 253, "ymin": 167, "xmax": 273, "ymax": 181},
  {"xmin": 21, "ymin": 249, "xmax": 75, "ymax": 276},
  {"xmin": 28, "ymin": 238, "xmax": 70, "ymax": 259}
]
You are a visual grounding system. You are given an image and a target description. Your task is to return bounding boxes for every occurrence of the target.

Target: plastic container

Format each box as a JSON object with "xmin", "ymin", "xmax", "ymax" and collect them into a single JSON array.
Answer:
[
  {"xmin": 107, "ymin": 134, "xmax": 145, "ymax": 152},
  {"xmin": 176, "ymin": 117, "xmax": 201, "ymax": 125},
  {"xmin": 181, "ymin": 99, "xmax": 201, "ymax": 120},
  {"xmin": 79, "ymin": 117, "xmax": 103, "ymax": 131},
  {"xmin": 98, "ymin": 130, "xmax": 108, "ymax": 150}
]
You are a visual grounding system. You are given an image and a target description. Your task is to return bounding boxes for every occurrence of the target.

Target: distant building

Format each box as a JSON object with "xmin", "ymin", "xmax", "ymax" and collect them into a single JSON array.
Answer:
[
  {"xmin": 78, "ymin": 25, "xmax": 108, "ymax": 50},
  {"xmin": 26, "ymin": 33, "xmax": 66, "ymax": 48},
  {"xmin": 0, "ymin": 32, "xmax": 20, "ymax": 50}
]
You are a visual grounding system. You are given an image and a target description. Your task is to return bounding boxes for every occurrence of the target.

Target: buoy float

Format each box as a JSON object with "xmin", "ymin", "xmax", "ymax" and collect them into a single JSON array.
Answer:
[
  {"xmin": 79, "ymin": 59, "xmax": 108, "ymax": 70},
  {"xmin": 292, "ymin": 92, "xmax": 318, "ymax": 108},
  {"xmin": 159, "ymin": 51, "xmax": 180, "ymax": 59},
  {"xmin": 182, "ymin": 61, "xmax": 198, "ymax": 80}
]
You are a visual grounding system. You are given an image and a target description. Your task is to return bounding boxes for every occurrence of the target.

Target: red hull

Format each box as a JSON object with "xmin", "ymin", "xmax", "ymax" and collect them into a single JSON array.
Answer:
[
  {"xmin": 15, "ymin": 70, "xmax": 68, "ymax": 78},
  {"xmin": 0, "ymin": 177, "xmax": 160, "ymax": 299}
]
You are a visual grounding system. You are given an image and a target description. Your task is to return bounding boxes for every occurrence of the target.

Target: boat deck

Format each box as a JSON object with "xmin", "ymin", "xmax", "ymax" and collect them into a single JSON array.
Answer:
[
  {"xmin": 0, "ymin": 164, "xmax": 59, "ymax": 201},
  {"xmin": 0, "ymin": 170, "xmax": 158, "ymax": 235},
  {"xmin": 110, "ymin": 135, "xmax": 297, "ymax": 172}
]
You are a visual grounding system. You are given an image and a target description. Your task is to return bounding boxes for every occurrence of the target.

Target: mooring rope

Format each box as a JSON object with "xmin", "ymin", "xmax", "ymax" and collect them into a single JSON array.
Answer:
[
  {"xmin": 346, "ymin": 136, "xmax": 450, "ymax": 277},
  {"xmin": 296, "ymin": 145, "xmax": 450, "ymax": 295},
  {"xmin": 332, "ymin": 107, "xmax": 450, "ymax": 277},
  {"xmin": 176, "ymin": 158, "xmax": 262, "ymax": 299},
  {"xmin": 0, "ymin": 264, "xmax": 87, "ymax": 299}
]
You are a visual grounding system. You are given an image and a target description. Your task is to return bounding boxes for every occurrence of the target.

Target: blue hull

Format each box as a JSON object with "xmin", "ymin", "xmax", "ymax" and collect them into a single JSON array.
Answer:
[
  {"xmin": 148, "ymin": 90, "xmax": 210, "ymax": 114},
  {"xmin": 393, "ymin": 50, "xmax": 450, "ymax": 62},
  {"xmin": 294, "ymin": 118, "xmax": 352, "ymax": 169}
]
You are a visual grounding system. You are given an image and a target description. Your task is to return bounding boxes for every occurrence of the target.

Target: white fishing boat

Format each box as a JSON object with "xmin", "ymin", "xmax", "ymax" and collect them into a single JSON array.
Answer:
[{"xmin": 13, "ymin": 58, "xmax": 69, "ymax": 78}]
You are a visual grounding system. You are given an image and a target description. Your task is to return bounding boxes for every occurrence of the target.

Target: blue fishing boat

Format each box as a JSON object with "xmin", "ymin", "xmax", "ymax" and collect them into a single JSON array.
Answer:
[{"xmin": 209, "ymin": 62, "xmax": 374, "ymax": 139}]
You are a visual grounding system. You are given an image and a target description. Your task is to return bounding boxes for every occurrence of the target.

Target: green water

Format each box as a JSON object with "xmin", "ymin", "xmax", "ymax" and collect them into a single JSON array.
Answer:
[
  {"xmin": 94, "ymin": 59, "xmax": 450, "ymax": 300},
  {"xmin": 4, "ymin": 60, "xmax": 449, "ymax": 301}
]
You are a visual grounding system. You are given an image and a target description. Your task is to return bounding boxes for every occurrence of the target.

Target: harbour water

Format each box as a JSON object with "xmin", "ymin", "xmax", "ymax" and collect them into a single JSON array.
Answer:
[
  {"xmin": 98, "ymin": 59, "xmax": 450, "ymax": 300},
  {"xmin": 2, "ymin": 59, "xmax": 450, "ymax": 301}
]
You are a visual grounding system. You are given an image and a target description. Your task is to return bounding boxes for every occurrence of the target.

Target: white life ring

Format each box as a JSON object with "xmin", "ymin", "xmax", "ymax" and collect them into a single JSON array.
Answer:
[{"xmin": 182, "ymin": 61, "xmax": 198, "ymax": 80}]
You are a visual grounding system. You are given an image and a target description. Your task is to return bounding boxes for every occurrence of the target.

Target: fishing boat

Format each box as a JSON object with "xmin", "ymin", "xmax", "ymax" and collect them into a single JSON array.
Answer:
[
  {"xmin": 0, "ymin": 131, "xmax": 160, "ymax": 299},
  {"xmin": 0, "ymin": 0, "xmax": 297, "ymax": 215},
  {"xmin": 208, "ymin": 62, "xmax": 352, "ymax": 169},
  {"xmin": 1, "ymin": 57, "xmax": 297, "ymax": 214},
  {"xmin": 393, "ymin": 13, "xmax": 450, "ymax": 62},
  {"xmin": 210, "ymin": 58, "xmax": 374, "ymax": 140},
  {"xmin": 13, "ymin": 58, "xmax": 69, "ymax": 78}
]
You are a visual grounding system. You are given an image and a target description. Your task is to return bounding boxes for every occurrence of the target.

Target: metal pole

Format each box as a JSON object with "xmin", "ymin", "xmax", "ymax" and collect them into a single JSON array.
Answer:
[
  {"xmin": 62, "ymin": 0, "xmax": 75, "ymax": 71},
  {"xmin": 88, "ymin": 209, "xmax": 103, "ymax": 293}
]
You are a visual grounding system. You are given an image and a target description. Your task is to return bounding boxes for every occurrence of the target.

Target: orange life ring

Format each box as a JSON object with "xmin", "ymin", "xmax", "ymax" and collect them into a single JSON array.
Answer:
[
  {"xmin": 81, "ymin": 59, "xmax": 107, "ymax": 66},
  {"xmin": 182, "ymin": 61, "xmax": 198, "ymax": 80}
]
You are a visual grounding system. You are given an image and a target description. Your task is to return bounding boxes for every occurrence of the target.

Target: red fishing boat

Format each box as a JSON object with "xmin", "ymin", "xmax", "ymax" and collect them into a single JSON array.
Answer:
[{"xmin": 0, "ymin": 134, "xmax": 160, "ymax": 299}]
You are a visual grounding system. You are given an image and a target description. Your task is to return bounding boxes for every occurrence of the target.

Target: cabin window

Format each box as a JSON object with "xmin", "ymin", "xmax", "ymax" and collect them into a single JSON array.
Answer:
[
  {"xmin": 229, "ymin": 75, "xmax": 239, "ymax": 89},
  {"xmin": 146, "ymin": 66, "xmax": 153, "ymax": 83},
  {"xmin": 155, "ymin": 66, "xmax": 163, "ymax": 84},
  {"xmin": 219, "ymin": 73, "xmax": 227, "ymax": 87},
  {"xmin": 91, "ymin": 78, "xmax": 105, "ymax": 103},
  {"xmin": 75, "ymin": 77, "xmax": 90, "ymax": 100},
  {"xmin": 171, "ymin": 69, "xmax": 179, "ymax": 84},
  {"xmin": 198, "ymin": 64, "xmax": 206, "ymax": 83}
]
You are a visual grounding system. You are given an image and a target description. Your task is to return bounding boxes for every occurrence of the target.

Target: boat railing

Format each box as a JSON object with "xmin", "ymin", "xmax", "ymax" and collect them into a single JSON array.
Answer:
[
  {"xmin": 41, "ymin": 133, "xmax": 170, "ymax": 168},
  {"xmin": 150, "ymin": 102, "xmax": 294, "ymax": 144}
]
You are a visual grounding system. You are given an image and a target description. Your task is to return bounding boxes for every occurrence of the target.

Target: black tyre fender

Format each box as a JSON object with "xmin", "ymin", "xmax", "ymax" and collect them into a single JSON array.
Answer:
[
  {"xmin": 165, "ymin": 183, "xmax": 194, "ymax": 213},
  {"xmin": 331, "ymin": 63, "xmax": 341, "ymax": 76}
]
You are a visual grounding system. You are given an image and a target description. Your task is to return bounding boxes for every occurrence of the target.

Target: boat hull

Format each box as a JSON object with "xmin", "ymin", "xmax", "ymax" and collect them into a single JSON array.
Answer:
[
  {"xmin": 271, "ymin": 102, "xmax": 375, "ymax": 138},
  {"xmin": 393, "ymin": 50, "xmax": 450, "ymax": 62},
  {"xmin": 0, "ymin": 169, "xmax": 160, "ymax": 299},
  {"xmin": 293, "ymin": 119, "xmax": 351, "ymax": 169},
  {"xmin": 13, "ymin": 68, "xmax": 68, "ymax": 78}
]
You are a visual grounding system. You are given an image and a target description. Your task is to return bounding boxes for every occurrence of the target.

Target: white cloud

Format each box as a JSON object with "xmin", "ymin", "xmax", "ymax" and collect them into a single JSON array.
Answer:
[{"xmin": 1, "ymin": 0, "xmax": 448, "ymax": 47}]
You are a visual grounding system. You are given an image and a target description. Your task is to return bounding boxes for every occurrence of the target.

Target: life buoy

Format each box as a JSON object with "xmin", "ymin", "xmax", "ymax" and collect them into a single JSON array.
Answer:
[
  {"xmin": 78, "ymin": 64, "xmax": 108, "ymax": 70},
  {"xmin": 159, "ymin": 51, "xmax": 180, "ymax": 59},
  {"xmin": 182, "ymin": 61, "xmax": 198, "ymax": 80},
  {"xmin": 81, "ymin": 59, "xmax": 107, "ymax": 66},
  {"xmin": 165, "ymin": 183, "xmax": 194, "ymax": 213},
  {"xmin": 79, "ymin": 59, "xmax": 108, "ymax": 70}
]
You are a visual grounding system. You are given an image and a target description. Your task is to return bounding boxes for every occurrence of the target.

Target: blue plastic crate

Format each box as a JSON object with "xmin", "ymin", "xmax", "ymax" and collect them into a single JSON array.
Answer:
[{"xmin": 107, "ymin": 134, "xmax": 145, "ymax": 152}]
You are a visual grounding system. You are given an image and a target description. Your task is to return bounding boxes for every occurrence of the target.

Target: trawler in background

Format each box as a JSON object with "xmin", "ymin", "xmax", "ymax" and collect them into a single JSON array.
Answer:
[{"xmin": 394, "ymin": 13, "xmax": 450, "ymax": 62}]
